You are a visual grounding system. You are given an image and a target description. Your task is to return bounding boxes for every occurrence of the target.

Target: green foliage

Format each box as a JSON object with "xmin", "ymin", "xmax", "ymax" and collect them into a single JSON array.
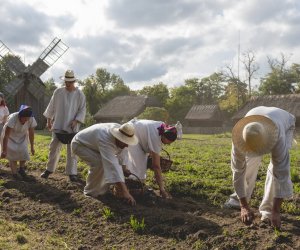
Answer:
[
  {"xmin": 102, "ymin": 207, "xmax": 115, "ymax": 220},
  {"xmin": 0, "ymin": 179, "xmax": 6, "ymax": 186},
  {"xmin": 138, "ymin": 107, "xmax": 169, "ymax": 122},
  {"xmin": 0, "ymin": 55, "xmax": 16, "ymax": 90},
  {"xmin": 129, "ymin": 215, "xmax": 145, "ymax": 233},
  {"xmin": 166, "ymin": 85, "xmax": 196, "ymax": 122},
  {"xmin": 44, "ymin": 78, "xmax": 57, "ymax": 97},
  {"xmin": 138, "ymin": 82, "xmax": 169, "ymax": 106},
  {"xmin": 185, "ymin": 73, "xmax": 224, "ymax": 105}
]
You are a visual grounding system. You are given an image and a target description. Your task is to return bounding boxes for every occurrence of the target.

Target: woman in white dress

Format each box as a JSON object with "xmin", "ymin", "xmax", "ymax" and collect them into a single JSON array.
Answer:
[
  {"xmin": 0, "ymin": 92, "xmax": 9, "ymax": 135},
  {"xmin": 126, "ymin": 119, "xmax": 177, "ymax": 199},
  {"xmin": 1, "ymin": 105, "xmax": 37, "ymax": 179}
]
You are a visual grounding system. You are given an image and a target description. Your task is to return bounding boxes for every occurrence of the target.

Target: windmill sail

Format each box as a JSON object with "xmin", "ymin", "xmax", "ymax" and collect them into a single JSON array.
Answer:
[
  {"xmin": 28, "ymin": 37, "xmax": 69, "ymax": 77},
  {"xmin": 0, "ymin": 40, "xmax": 26, "ymax": 75}
]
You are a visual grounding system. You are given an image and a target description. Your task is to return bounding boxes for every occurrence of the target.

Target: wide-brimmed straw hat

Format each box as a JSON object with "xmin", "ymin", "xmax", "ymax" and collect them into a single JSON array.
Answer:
[
  {"xmin": 110, "ymin": 123, "xmax": 138, "ymax": 145},
  {"xmin": 232, "ymin": 115, "xmax": 279, "ymax": 155},
  {"xmin": 60, "ymin": 69, "xmax": 77, "ymax": 82}
]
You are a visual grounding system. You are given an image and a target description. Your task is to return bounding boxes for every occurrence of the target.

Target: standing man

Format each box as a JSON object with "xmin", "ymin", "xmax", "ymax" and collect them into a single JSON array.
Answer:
[
  {"xmin": 225, "ymin": 106, "xmax": 295, "ymax": 229},
  {"xmin": 71, "ymin": 123, "xmax": 138, "ymax": 205},
  {"xmin": 41, "ymin": 70, "xmax": 86, "ymax": 181}
]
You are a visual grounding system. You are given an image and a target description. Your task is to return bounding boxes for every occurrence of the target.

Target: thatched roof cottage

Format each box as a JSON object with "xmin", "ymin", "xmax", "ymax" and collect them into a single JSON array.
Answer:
[
  {"xmin": 184, "ymin": 104, "xmax": 224, "ymax": 127},
  {"xmin": 232, "ymin": 94, "xmax": 300, "ymax": 126},
  {"xmin": 94, "ymin": 95, "xmax": 161, "ymax": 123}
]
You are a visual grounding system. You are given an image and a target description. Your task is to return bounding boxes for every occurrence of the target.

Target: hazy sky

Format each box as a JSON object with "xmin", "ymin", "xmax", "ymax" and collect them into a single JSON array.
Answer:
[{"xmin": 1, "ymin": 0, "xmax": 300, "ymax": 89}]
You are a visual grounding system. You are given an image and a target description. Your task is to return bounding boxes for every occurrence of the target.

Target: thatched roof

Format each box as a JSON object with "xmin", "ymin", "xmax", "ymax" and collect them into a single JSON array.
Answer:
[
  {"xmin": 185, "ymin": 105, "xmax": 223, "ymax": 121},
  {"xmin": 232, "ymin": 94, "xmax": 300, "ymax": 120},
  {"xmin": 94, "ymin": 95, "xmax": 160, "ymax": 121}
]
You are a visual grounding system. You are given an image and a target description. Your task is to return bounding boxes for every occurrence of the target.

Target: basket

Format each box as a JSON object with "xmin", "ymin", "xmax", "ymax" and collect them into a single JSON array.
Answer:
[
  {"xmin": 55, "ymin": 132, "xmax": 77, "ymax": 144},
  {"xmin": 147, "ymin": 148, "xmax": 173, "ymax": 172}
]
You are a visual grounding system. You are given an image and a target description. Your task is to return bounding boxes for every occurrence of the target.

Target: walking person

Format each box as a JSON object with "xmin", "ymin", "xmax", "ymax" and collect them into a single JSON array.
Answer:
[
  {"xmin": 71, "ymin": 123, "xmax": 138, "ymax": 205},
  {"xmin": 225, "ymin": 106, "xmax": 295, "ymax": 229},
  {"xmin": 1, "ymin": 105, "xmax": 36, "ymax": 179},
  {"xmin": 175, "ymin": 121, "xmax": 183, "ymax": 140},
  {"xmin": 41, "ymin": 69, "xmax": 86, "ymax": 181}
]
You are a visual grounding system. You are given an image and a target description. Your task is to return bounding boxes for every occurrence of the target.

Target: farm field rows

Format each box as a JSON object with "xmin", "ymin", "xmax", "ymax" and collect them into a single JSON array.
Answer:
[{"xmin": 0, "ymin": 131, "xmax": 299, "ymax": 249}]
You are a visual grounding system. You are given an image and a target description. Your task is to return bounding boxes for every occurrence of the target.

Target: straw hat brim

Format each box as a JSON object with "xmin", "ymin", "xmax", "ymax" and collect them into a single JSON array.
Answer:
[
  {"xmin": 110, "ymin": 127, "xmax": 138, "ymax": 146},
  {"xmin": 232, "ymin": 115, "xmax": 279, "ymax": 155},
  {"xmin": 59, "ymin": 76, "xmax": 77, "ymax": 82}
]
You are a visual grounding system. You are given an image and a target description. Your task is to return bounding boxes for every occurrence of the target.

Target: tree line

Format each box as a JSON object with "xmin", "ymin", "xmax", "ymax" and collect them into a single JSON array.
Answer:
[{"xmin": 1, "ymin": 52, "xmax": 300, "ymax": 124}]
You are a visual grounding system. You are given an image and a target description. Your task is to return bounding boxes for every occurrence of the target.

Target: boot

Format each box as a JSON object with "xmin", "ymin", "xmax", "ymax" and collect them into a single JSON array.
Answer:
[{"xmin": 40, "ymin": 170, "xmax": 52, "ymax": 179}]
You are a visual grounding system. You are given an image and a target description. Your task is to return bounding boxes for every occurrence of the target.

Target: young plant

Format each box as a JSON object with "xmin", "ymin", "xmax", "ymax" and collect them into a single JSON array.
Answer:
[
  {"xmin": 129, "ymin": 215, "xmax": 145, "ymax": 233},
  {"xmin": 102, "ymin": 207, "xmax": 115, "ymax": 220}
]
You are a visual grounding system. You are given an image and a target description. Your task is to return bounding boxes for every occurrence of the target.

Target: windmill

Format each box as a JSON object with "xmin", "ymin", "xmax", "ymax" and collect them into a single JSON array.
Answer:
[{"xmin": 0, "ymin": 38, "xmax": 69, "ymax": 129}]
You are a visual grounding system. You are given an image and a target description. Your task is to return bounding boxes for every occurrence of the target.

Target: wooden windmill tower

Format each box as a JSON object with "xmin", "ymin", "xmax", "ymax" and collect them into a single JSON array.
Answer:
[{"xmin": 0, "ymin": 37, "xmax": 68, "ymax": 129}]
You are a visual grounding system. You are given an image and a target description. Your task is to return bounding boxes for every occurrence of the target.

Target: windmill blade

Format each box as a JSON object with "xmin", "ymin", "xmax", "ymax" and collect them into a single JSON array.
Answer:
[
  {"xmin": 27, "ymin": 78, "xmax": 46, "ymax": 100},
  {"xmin": 28, "ymin": 37, "xmax": 69, "ymax": 77},
  {"xmin": 3, "ymin": 78, "xmax": 24, "ymax": 96},
  {"xmin": 0, "ymin": 40, "xmax": 26, "ymax": 75}
]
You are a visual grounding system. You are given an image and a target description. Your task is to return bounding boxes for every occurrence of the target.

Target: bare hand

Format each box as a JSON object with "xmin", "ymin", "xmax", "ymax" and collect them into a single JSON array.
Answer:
[
  {"xmin": 1, "ymin": 151, "xmax": 6, "ymax": 158},
  {"xmin": 160, "ymin": 189, "xmax": 172, "ymax": 199},
  {"xmin": 271, "ymin": 211, "xmax": 281, "ymax": 229},
  {"xmin": 121, "ymin": 192, "xmax": 136, "ymax": 206},
  {"xmin": 240, "ymin": 206, "xmax": 254, "ymax": 225},
  {"xmin": 123, "ymin": 168, "xmax": 131, "ymax": 178},
  {"xmin": 70, "ymin": 120, "xmax": 78, "ymax": 131},
  {"xmin": 47, "ymin": 122, "xmax": 52, "ymax": 131}
]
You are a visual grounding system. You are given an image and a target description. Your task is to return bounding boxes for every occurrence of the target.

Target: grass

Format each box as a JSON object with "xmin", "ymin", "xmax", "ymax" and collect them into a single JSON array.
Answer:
[
  {"xmin": 102, "ymin": 207, "xmax": 115, "ymax": 220},
  {"xmin": 0, "ymin": 219, "xmax": 70, "ymax": 249},
  {"xmin": 8, "ymin": 130, "xmax": 300, "ymax": 214}
]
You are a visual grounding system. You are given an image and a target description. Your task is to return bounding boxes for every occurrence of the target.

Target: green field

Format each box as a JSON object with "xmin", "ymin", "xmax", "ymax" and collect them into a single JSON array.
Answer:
[{"xmin": 17, "ymin": 131, "xmax": 300, "ymax": 214}]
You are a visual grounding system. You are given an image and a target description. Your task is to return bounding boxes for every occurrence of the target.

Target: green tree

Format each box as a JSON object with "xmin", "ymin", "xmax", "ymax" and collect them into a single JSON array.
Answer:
[
  {"xmin": 138, "ymin": 82, "xmax": 169, "ymax": 106},
  {"xmin": 166, "ymin": 85, "xmax": 196, "ymax": 123},
  {"xmin": 185, "ymin": 73, "xmax": 224, "ymax": 104},
  {"xmin": 259, "ymin": 54, "xmax": 295, "ymax": 95},
  {"xmin": 138, "ymin": 107, "xmax": 169, "ymax": 122},
  {"xmin": 0, "ymin": 55, "xmax": 15, "ymax": 91},
  {"xmin": 219, "ymin": 79, "xmax": 248, "ymax": 116},
  {"xmin": 44, "ymin": 78, "xmax": 57, "ymax": 97}
]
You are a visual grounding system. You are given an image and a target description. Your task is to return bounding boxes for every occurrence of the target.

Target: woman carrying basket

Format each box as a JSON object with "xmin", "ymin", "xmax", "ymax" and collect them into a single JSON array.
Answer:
[{"xmin": 126, "ymin": 119, "xmax": 177, "ymax": 199}]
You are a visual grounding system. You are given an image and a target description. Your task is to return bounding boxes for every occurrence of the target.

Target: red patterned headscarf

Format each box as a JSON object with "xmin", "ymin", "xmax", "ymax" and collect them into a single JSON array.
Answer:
[{"xmin": 157, "ymin": 123, "xmax": 177, "ymax": 142}]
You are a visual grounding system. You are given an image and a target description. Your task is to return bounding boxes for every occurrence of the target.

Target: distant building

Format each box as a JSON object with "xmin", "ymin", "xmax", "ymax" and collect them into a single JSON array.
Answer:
[
  {"xmin": 232, "ymin": 94, "xmax": 300, "ymax": 126},
  {"xmin": 93, "ymin": 95, "xmax": 161, "ymax": 123},
  {"xmin": 185, "ymin": 104, "xmax": 224, "ymax": 127}
]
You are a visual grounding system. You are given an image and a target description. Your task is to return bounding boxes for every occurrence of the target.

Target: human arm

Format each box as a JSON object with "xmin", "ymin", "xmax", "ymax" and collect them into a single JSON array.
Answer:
[
  {"xmin": 151, "ymin": 151, "xmax": 172, "ymax": 199},
  {"xmin": 239, "ymin": 197, "xmax": 254, "ymax": 225},
  {"xmin": 271, "ymin": 198, "xmax": 283, "ymax": 229},
  {"xmin": 1, "ymin": 127, "xmax": 11, "ymax": 158},
  {"xmin": 115, "ymin": 182, "xmax": 136, "ymax": 206},
  {"xmin": 28, "ymin": 127, "xmax": 35, "ymax": 155}
]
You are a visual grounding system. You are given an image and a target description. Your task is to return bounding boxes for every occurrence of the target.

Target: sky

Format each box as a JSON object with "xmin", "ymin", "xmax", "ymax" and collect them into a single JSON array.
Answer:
[{"xmin": 1, "ymin": 0, "xmax": 300, "ymax": 90}]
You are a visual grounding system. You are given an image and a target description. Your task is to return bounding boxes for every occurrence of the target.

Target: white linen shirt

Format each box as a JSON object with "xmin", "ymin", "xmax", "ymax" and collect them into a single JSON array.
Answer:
[
  {"xmin": 231, "ymin": 106, "xmax": 295, "ymax": 199},
  {"xmin": 43, "ymin": 87, "xmax": 86, "ymax": 133},
  {"xmin": 72, "ymin": 123, "xmax": 127, "ymax": 184},
  {"xmin": 129, "ymin": 119, "xmax": 163, "ymax": 154}
]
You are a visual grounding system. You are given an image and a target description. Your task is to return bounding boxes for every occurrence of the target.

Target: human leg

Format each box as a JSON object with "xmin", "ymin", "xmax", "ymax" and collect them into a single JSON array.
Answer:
[
  {"xmin": 66, "ymin": 144, "xmax": 78, "ymax": 180},
  {"xmin": 18, "ymin": 160, "xmax": 27, "ymax": 177},
  {"xmin": 41, "ymin": 134, "xmax": 62, "ymax": 178},
  {"xmin": 72, "ymin": 142, "xmax": 108, "ymax": 196},
  {"xmin": 259, "ymin": 161, "xmax": 275, "ymax": 220},
  {"xmin": 225, "ymin": 155, "xmax": 262, "ymax": 208}
]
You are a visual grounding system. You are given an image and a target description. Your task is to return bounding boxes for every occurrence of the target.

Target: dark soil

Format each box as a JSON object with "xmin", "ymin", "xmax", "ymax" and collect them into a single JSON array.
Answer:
[{"xmin": 0, "ymin": 167, "xmax": 299, "ymax": 249}]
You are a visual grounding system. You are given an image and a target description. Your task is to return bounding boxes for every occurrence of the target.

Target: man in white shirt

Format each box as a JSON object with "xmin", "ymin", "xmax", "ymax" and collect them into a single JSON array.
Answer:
[
  {"xmin": 225, "ymin": 106, "xmax": 295, "ymax": 229},
  {"xmin": 71, "ymin": 123, "xmax": 138, "ymax": 205},
  {"xmin": 41, "ymin": 70, "xmax": 86, "ymax": 181}
]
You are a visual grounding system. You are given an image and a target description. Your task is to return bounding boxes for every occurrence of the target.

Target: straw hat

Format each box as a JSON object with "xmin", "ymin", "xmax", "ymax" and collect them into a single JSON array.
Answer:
[
  {"xmin": 110, "ymin": 123, "xmax": 138, "ymax": 145},
  {"xmin": 232, "ymin": 115, "xmax": 279, "ymax": 155},
  {"xmin": 60, "ymin": 69, "xmax": 77, "ymax": 82}
]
